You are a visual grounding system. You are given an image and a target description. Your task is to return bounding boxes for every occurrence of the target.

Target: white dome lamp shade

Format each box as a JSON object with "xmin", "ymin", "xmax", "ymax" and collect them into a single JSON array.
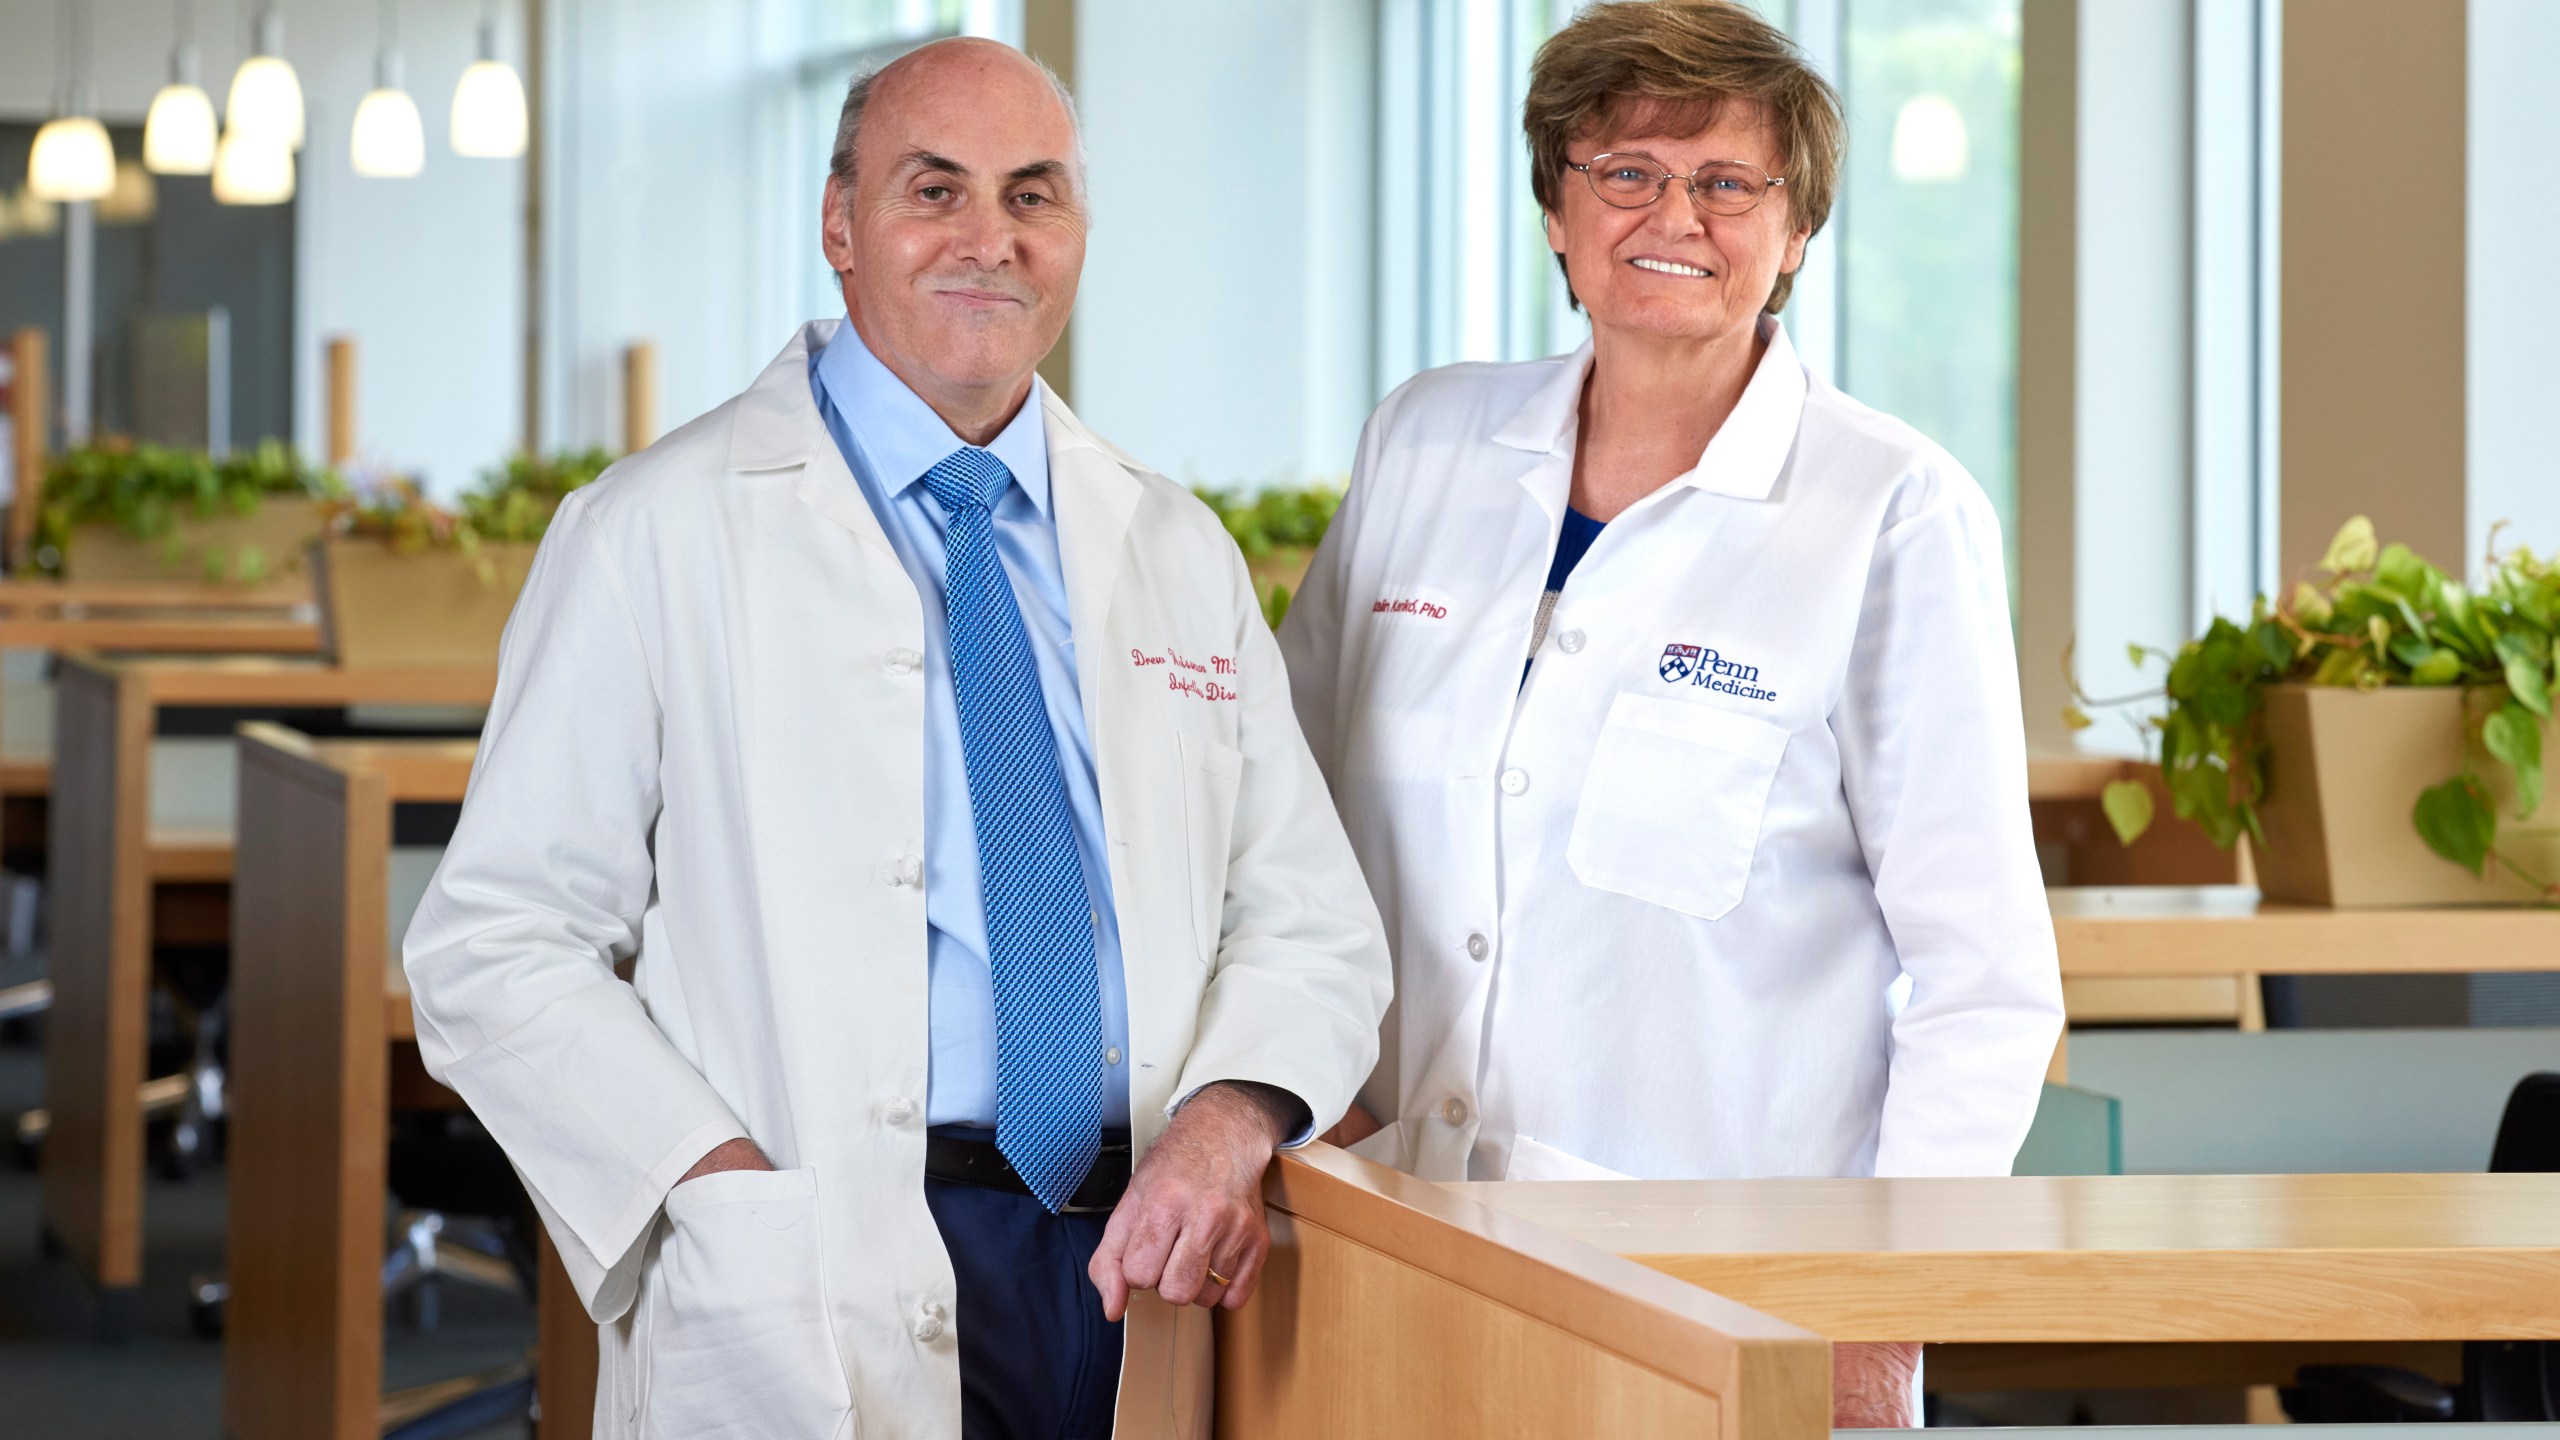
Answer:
[
  {"xmin": 145, "ymin": 56, "xmax": 219, "ymax": 175},
  {"xmin": 30, "ymin": 0, "xmax": 114, "ymax": 203},
  {"xmin": 212, "ymin": 129, "xmax": 295, "ymax": 206},
  {"xmin": 30, "ymin": 114, "xmax": 116, "ymax": 203},
  {"xmin": 351, "ymin": 9, "xmax": 425, "ymax": 181},
  {"xmin": 451, "ymin": 16, "xmax": 529, "ymax": 159},
  {"xmin": 226, "ymin": 7, "xmax": 306, "ymax": 152}
]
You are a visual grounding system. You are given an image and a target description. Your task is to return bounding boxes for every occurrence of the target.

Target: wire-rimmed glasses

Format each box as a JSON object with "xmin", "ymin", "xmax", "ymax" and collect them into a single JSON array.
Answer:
[{"xmin": 1566, "ymin": 153, "xmax": 1786, "ymax": 217}]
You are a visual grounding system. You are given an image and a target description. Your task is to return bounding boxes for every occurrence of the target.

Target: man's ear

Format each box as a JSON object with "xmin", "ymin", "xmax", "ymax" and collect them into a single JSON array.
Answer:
[
  {"xmin": 820, "ymin": 174, "xmax": 856, "ymax": 273},
  {"xmin": 1543, "ymin": 208, "xmax": 1565, "ymax": 256}
]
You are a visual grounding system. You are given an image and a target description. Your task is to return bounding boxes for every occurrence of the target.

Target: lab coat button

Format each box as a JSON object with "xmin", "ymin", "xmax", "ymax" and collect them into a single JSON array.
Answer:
[
  {"xmin": 1558, "ymin": 628, "xmax": 1586, "ymax": 654},
  {"xmin": 884, "ymin": 647, "xmax": 923, "ymax": 676},
  {"xmin": 913, "ymin": 1301, "xmax": 948, "ymax": 1342},
  {"xmin": 1442, "ymin": 1098, "xmax": 1470, "ymax": 1126},
  {"xmin": 1464, "ymin": 932, "xmax": 1489, "ymax": 961},
  {"xmin": 886, "ymin": 854, "xmax": 923, "ymax": 887},
  {"xmin": 882, "ymin": 1096, "xmax": 917, "ymax": 1126},
  {"xmin": 1498, "ymin": 768, "xmax": 1529, "ymax": 796}
]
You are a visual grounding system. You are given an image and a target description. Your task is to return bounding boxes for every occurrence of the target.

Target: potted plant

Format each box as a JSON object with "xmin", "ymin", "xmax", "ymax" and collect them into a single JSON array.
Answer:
[
  {"xmin": 2072, "ymin": 517, "xmax": 2558, "ymax": 906},
  {"xmin": 1193, "ymin": 480, "xmax": 1343, "ymax": 628},
  {"xmin": 36, "ymin": 439, "xmax": 331, "ymax": 583},
  {"xmin": 311, "ymin": 448, "xmax": 613, "ymax": 669}
]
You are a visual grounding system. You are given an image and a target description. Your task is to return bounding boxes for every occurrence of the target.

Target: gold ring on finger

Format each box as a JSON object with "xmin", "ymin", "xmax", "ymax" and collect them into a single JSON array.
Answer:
[{"xmin": 1205, "ymin": 1268, "xmax": 1231, "ymax": 1288}]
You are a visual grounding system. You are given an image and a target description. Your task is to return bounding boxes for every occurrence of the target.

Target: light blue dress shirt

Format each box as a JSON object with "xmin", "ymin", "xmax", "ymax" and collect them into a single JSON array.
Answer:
[{"xmin": 809, "ymin": 319, "xmax": 1133, "ymax": 1130}]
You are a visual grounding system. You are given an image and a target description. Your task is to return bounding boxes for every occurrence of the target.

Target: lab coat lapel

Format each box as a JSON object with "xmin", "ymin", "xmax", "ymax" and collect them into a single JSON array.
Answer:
[
  {"xmin": 1042, "ymin": 388, "xmax": 1142, "ymax": 743},
  {"xmin": 731, "ymin": 319, "xmax": 905, "ymax": 565}
]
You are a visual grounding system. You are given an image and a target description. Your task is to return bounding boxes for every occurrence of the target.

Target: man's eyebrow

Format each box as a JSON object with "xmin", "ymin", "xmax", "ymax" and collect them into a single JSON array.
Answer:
[
  {"xmin": 1006, "ymin": 159, "xmax": 1070, "ymax": 184},
  {"xmin": 892, "ymin": 149, "xmax": 969, "ymax": 177}
]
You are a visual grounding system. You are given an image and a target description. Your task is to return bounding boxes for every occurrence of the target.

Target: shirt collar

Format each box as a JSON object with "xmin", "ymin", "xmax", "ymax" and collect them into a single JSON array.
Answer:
[
  {"xmin": 812, "ymin": 315, "xmax": 1053, "ymax": 514},
  {"xmin": 1491, "ymin": 314, "xmax": 1807, "ymax": 503}
]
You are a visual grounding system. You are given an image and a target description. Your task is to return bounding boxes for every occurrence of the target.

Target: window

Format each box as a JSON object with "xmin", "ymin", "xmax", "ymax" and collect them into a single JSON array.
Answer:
[
  {"xmin": 1373, "ymin": 0, "xmax": 1586, "ymax": 387},
  {"xmin": 1823, "ymin": 0, "xmax": 2025, "ymax": 586}
]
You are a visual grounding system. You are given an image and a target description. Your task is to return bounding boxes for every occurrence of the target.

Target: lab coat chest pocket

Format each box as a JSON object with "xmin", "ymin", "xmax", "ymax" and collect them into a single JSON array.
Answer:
[
  {"xmin": 1566, "ymin": 693, "xmax": 1791, "ymax": 921},
  {"xmin": 640, "ymin": 1168, "xmax": 853, "ymax": 1439},
  {"xmin": 1176, "ymin": 729, "xmax": 1243, "ymax": 964}
]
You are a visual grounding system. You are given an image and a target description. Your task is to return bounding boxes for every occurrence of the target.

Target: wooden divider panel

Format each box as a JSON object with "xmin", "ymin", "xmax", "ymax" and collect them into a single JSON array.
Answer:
[
  {"xmin": 40, "ymin": 660, "xmax": 151, "ymax": 1291},
  {"xmin": 225, "ymin": 727, "xmax": 388, "ymax": 1440},
  {"xmin": 1217, "ymin": 1147, "xmax": 1827, "ymax": 1440}
]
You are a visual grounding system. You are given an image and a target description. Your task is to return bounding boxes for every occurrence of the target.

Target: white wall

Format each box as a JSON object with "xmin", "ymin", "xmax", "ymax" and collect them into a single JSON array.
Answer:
[
  {"xmin": 2468, "ymin": 0, "xmax": 2560, "ymax": 562},
  {"xmin": 2, "ymin": 0, "xmax": 523, "ymax": 498},
  {"xmin": 1071, "ymin": 0, "xmax": 1376, "ymax": 490}
]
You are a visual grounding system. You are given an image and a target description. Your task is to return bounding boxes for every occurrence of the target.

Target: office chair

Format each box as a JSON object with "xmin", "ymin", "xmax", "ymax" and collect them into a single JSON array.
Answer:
[
  {"xmin": 192, "ymin": 1114, "xmax": 544, "ymax": 1437},
  {"xmin": 2280, "ymin": 1071, "xmax": 2560, "ymax": 1423}
]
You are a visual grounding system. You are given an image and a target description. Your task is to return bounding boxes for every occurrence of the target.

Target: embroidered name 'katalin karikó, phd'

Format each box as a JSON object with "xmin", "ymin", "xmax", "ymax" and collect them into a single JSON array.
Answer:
[{"xmin": 1658, "ymin": 643, "xmax": 1778, "ymax": 702}]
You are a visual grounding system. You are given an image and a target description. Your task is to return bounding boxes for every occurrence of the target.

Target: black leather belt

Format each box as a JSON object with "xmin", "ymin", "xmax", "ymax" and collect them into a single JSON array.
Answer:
[{"xmin": 926, "ymin": 1128, "xmax": 1132, "ymax": 1214}]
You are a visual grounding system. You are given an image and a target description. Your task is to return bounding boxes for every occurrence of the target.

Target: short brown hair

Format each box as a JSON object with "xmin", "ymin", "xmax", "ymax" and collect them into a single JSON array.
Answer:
[{"xmin": 1524, "ymin": 0, "xmax": 1844, "ymax": 313}]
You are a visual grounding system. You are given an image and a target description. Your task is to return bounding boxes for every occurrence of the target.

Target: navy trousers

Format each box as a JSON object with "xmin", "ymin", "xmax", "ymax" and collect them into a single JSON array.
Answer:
[{"xmin": 923, "ymin": 1143, "xmax": 1123, "ymax": 1440}]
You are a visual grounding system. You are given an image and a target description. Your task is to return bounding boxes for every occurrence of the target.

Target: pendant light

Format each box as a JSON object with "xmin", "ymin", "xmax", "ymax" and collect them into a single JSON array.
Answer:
[
  {"xmin": 450, "ymin": 5, "xmax": 529, "ymax": 159},
  {"xmin": 29, "ymin": 0, "xmax": 115, "ymax": 203},
  {"xmin": 30, "ymin": 117, "xmax": 115, "ymax": 204},
  {"xmin": 213, "ymin": 130, "xmax": 295, "ymax": 205},
  {"xmin": 351, "ymin": 1, "xmax": 425, "ymax": 178},
  {"xmin": 144, "ymin": 2, "xmax": 218, "ymax": 176},
  {"xmin": 226, "ymin": 5, "xmax": 306, "ymax": 152}
]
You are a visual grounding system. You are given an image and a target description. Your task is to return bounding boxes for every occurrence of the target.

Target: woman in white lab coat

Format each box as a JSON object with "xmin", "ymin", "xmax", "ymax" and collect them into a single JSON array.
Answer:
[{"xmin": 1278, "ymin": 2, "xmax": 2063, "ymax": 1422}]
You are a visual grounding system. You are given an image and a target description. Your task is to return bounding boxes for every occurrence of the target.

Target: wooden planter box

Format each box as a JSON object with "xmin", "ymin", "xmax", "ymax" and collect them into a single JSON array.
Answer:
[
  {"xmin": 2254, "ymin": 684, "xmax": 2560, "ymax": 907},
  {"xmin": 67, "ymin": 502, "xmax": 324, "ymax": 583},
  {"xmin": 310, "ymin": 537, "xmax": 536, "ymax": 670}
]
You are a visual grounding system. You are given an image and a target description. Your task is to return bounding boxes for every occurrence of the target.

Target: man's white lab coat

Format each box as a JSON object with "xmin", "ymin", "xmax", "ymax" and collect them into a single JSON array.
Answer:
[{"xmin": 405, "ymin": 321, "xmax": 1390, "ymax": 1439}]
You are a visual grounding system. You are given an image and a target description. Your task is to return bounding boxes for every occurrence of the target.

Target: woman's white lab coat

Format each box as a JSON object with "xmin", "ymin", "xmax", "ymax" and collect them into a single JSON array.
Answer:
[{"xmin": 1278, "ymin": 319, "xmax": 2062, "ymax": 1184}]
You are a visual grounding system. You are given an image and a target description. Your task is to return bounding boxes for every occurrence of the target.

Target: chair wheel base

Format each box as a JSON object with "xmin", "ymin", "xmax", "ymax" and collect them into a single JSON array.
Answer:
[{"xmin": 94, "ymin": 1286, "xmax": 136, "ymax": 1345}]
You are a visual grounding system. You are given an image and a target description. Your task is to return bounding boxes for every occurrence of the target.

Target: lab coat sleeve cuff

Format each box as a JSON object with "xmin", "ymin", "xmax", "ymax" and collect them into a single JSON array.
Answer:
[{"xmin": 1164, "ymin": 1079, "xmax": 1319, "ymax": 1150}]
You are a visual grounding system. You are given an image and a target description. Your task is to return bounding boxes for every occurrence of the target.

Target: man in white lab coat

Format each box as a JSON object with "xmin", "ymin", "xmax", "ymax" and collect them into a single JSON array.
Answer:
[{"xmin": 403, "ymin": 39, "xmax": 1389, "ymax": 1439}]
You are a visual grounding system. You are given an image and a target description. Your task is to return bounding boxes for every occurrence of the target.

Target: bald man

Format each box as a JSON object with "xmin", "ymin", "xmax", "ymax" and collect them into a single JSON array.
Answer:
[{"xmin": 404, "ymin": 39, "xmax": 1389, "ymax": 1439}]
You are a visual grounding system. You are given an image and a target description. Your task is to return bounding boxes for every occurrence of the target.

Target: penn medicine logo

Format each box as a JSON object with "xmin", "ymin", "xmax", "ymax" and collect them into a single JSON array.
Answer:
[{"xmin": 1657, "ymin": 642, "xmax": 1778, "ymax": 702}]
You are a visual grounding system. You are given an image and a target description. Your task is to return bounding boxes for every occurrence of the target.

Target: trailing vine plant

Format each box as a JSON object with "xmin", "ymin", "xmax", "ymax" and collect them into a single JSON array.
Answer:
[{"xmin": 2068, "ymin": 515, "xmax": 2557, "ymax": 896}]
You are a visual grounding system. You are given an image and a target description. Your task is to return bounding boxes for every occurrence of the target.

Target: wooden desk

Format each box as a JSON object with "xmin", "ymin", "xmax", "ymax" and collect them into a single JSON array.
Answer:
[
  {"xmin": 42, "ymin": 656, "xmax": 494, "ymax": 1312},
  {"xmin": 2055, "ymin": 885, "xmax": 2560, "ymax": 978},
  {"xmin": 0, "ymin": 578, "xmax": 312, "ymax": 611},
  {"xmin": 1462, "ymin": 1172, "xmax": 2560, "ymax": 1394},
  {"xmin": 0, "ymin": 580, "xmax": 318, "ymax": 852},
  {"xmin": 1222, "ymin": 1146, "xmax": 1826, "ymax": 1440},
  {"xmin": 2029, "ymin": 758, "xmax": 2253, "ymax": 1027},
  {"xmin": 226, "ymin": 727, "xmax": 592, "ymax": 1438},
  {"xmin": 2049, "ymin": 885, "xmax": 2560, "ymax": 1066}
]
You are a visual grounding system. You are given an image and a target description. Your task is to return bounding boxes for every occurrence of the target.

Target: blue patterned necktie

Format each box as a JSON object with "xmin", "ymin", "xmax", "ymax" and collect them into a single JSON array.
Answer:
[{"xmin": 919, "ymin": 446, "xmax": 1106, "ymax": 1213}]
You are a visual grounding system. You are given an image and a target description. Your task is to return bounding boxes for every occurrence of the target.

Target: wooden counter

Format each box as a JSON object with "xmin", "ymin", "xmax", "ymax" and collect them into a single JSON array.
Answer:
[{"xmin": 1458, "ymin": 1172, "xmax": 2560, "ymax": 1345}]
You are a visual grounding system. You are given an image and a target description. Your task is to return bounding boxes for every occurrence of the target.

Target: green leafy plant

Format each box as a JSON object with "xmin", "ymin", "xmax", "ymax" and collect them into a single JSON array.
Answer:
[
  {"xmin": 2070, "ymin": 515, "xmax": 2557, "ymax": 896},
  {"xmin": 460, "ymin": 447, "xmax": 616, "ymax": 544},
  {"xmin": 35, "ymin": 438, "xmax": 335, "ymax": 581},
  {"xmin": 329, "ymin": 448, "xmax": 614, "ymax": 566},
  {"xmin": 1193, "ymin": 481, "xmax": 1343, "ymax": 627}
]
